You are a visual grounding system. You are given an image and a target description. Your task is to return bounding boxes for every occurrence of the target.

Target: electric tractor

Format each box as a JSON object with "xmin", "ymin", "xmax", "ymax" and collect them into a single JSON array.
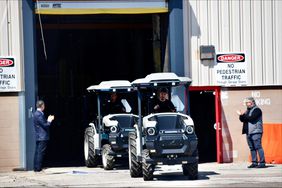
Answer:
[
  {"xmin": 129, "ymin": 73, "xmax": 199, "ymax": 181},
  {"xmin": 84, "ymin": 80, "xmax": 138, "ymax": 170}
]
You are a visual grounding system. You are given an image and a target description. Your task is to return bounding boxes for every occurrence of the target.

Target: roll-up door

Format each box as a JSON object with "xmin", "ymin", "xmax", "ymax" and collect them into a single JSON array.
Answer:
[{"xmin": 35, "ymin": 0, "xmax": 168, "ymax": 15}]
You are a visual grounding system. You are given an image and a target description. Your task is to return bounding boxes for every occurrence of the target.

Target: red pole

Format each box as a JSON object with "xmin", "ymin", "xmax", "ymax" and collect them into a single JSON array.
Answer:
[{"xmin": 215, "ymin": 87, "xmax": 223, "ymax": 163}]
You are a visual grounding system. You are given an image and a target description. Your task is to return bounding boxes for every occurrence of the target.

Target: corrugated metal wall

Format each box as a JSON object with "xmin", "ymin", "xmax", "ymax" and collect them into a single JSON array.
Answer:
[
  {"xmin": 0, "ymin": 0, "xmax": 22, "ymax": 56},
  {"xmin": 0, "ymin": 0, "xmax": 24, "ymax": 89},
  {"xmin": 185, "ymin": 0, "xmax": 282, "ymax": 86},
  {"xmin": 0, "ymin": 0, "xmax": 23, "ymax": 170}
]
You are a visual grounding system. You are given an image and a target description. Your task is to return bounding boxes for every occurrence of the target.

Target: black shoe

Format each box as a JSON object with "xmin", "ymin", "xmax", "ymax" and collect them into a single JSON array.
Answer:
[
  {"xmin": 257, "ymin": 163, "xmax": 266, "ymax": 168},
  {"xmin": 248, "ymin": 163, "xmax": 258, "ymax": 168}
]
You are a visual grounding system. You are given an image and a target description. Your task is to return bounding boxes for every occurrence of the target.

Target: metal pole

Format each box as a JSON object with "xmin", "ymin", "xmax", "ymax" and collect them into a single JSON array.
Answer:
[
  {"xmin": 23, "ymin": 0, "xmax": 37, "ymax": 170},
  {"xmin": 215, "ymin": 87, "xmax": 223, "ymax": 163},
  {"xmin": 97, "ymin": 94, "xmax": 101, "ymax": 149},
  {"xmin": 183, "ymin": 0, "xmax": 191, "ymax": 77},
  {"xmin": 136, "ymin": 90, "xmax": 142, "ymax": 159},
  {"xmin": 168, "ymin": 0, "xmax": 184, "ymax": 76},
  {"xmin": 185, "ymin": 85, "xmax": 190, "ymax": 115}
]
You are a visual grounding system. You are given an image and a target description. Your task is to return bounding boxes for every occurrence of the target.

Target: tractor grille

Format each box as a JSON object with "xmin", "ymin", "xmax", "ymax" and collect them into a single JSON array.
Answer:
[{"xmin": 160, "ymin": 135, "xmax": 183, "ymax": 141}]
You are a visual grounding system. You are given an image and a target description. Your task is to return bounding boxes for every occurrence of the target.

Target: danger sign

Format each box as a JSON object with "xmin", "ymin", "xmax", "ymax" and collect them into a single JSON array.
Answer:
[
  {"xmin": 0, "ymin": 57, "xmax": 19, "ymax": 92},
  {"xmin": 215, "ymin": 53, "xmax": 248, "ymax": 86}
]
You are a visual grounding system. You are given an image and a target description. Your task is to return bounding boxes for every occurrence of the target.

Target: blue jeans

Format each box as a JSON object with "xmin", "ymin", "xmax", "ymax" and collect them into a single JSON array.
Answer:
[
  {"xmin": 246, "ymin": 133, "xmax": 265, "ymax": 164},
  {"xmin": 34, "ymin": 140, "xmax": 48, "ymax": 171}
]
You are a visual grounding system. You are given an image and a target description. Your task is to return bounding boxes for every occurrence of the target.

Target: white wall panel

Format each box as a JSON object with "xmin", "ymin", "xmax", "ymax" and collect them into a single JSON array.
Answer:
[
  {"xmin": 186, "ymin": 0, "xmax": 282, "ymax": 86},
  {"xmin": 263, "ymin": 0, "xmax": 274, "ymax": 84},
  {"xmin": 275, "ymin": 0, "xmax": 282, "ymax": 85},
  {"xmin": 0, "ymin": 0, "xmax": 23, "ymax": 91},
  {"xmin": 241, "ymin": 0, "xmax": 253, "ymax": 85},
  {"xmin": 0, "ymin": 0, "xmax": 9, "ymax": 55},
  {"xmin": 230, "ymin": 0, "xmax": 241, "ymax": 51},
  {"xmin": 10, "ymin": 0, "xmax": 24, "ymax": 89},
  {"xmin": 252, "ymin": 0, "xmax": 263, "ymax": 85},
  {"xmin": 208, "ymin": 0, "xmax": 219, "ymax": 85},
  {"xmin": 189, "ymin": 0, "xmax": 200, "ymax": 85},
  {"xmin": 198, "ymin": 0, "xmax": 210, "ymax": 84},
  {"xmin": 220, "ymin": 0, "xmax": 230, "ymax": 51}
]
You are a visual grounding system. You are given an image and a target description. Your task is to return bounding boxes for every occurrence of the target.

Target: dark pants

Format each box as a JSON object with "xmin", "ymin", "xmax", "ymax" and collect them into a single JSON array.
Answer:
[
  {"xmin": 34, "ymin": 140, "xmax": 48, "ymax": 171},
  {"xmin": 246, "ymin": 133, "xmax": 265, "ymax": 165}
]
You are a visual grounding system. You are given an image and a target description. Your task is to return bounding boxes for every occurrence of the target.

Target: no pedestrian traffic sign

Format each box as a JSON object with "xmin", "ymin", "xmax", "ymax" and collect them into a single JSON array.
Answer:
[
  {"xmin": 0, "ymin": 57, "xmax": 19, "ymax": 92},
  {"xmin": 215, "ymin": 53, "xmax": 248, "ymax": 86}
]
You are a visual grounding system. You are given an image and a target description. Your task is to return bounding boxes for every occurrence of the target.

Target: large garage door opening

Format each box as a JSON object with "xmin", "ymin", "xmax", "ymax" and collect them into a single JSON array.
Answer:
[
  {"xmin": 35, "ymin": 14, "xmax": 168, "ymax": 167},
  {"xmin": 189, "ymin": 90, "xmax": 217, "ymax": 163}
]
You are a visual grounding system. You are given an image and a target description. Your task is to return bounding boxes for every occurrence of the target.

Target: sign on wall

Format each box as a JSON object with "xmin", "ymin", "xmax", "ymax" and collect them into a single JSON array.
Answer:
[
  {"xmin": 35, "ymin": 0, "xmax": 168, "ymax": 15},
  {"xmin": 0, "ymin": 57, "xmax": 19, "ymax": 92},
  {"xmin": 215, "ymin": 53, "xmax": 247, "ymax": 86}
]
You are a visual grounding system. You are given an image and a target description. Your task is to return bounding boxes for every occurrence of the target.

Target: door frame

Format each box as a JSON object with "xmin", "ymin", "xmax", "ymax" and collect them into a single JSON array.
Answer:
[{"xmin": 189, "ymin": 86, "xmax": 223, "ymax": 163}]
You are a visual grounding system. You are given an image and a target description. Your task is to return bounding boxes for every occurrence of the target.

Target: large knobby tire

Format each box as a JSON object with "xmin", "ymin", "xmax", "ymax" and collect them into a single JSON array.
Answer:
[
  {"xmin": 102, "ymin": 144, "xmax": 115, "ymax": 170},
  {"xmin": 84, "ymin": 127, "xmax": 100, "ymax": 167},
  {"xmin": 128, "ymin": 133, "xmax": 142, "ymax": 177},
  {"xmin": 142, "ymin": 149, "xmax": 155, "ymax": 181},
  {"xmin": 182, "ymin": 162, "xmax": 198, "ymax": 180}
]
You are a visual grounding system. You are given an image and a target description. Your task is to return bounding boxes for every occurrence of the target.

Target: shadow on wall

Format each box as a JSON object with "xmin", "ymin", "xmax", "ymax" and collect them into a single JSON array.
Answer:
[
  {"xmin": 221, "ymin": 105, "xmax": 233, "ymax": 163},
  {"xmin": 188, "ymin": 2, "xmax": 214, "ymax": 69},
  {"xmin": 189, "ymin": 2, "xmax": 201, "ymax": 37}
]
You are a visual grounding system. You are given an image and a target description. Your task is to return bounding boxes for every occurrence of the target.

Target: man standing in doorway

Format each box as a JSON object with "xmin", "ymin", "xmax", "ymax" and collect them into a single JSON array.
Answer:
[
  {"xmin": 33, "ymin": 100, "xmax": 55, "ymax": 172},
  {"xmin": 237, "ymin": 97, "xmax": 266, "ymax": 168}
]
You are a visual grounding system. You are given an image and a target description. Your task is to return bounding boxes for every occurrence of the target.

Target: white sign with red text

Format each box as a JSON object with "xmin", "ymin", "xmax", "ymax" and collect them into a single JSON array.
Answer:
[
  {"xmin": 215, "ymin": 52, "xmax": 247, "ymax": 86},
  {"xmin": 0, "ymin": 57, "xmax": 19, "ymax": 92}
]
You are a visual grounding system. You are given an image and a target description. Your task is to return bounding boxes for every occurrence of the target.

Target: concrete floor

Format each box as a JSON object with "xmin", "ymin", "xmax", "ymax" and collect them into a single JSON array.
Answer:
[{"xmin": 0, "ymin": 162, "xmax": 282, "ymax": 187}]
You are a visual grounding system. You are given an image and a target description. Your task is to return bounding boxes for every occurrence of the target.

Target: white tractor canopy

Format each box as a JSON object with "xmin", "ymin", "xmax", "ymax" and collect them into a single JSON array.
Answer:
[
  {"xmin": 131, "ymin": 72, "xmax": 192, "ymax": 87},
  {"xmin": 87, "ymin": 80, "xmax": 133, "ymax": 92},
  {"xmin": 132, "ymin": 72, "xmax": 192, "ymax": 113}
]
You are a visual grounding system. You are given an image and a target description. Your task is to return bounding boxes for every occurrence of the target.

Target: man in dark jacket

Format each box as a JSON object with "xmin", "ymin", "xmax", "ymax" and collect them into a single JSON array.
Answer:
[
  {"xmin": 153, "ymin": 88, "xmax": 176, "ymax": 113},
  {"xmin": 33, "ymin": 100, "xmax": 54, "ymax": 172},
  {"xmin": 104, "ymin": 92, "xmax": 126, "ymax": 115},
  {"xmin": 237, "ymin": 97, "xmax": 265, "ymax": 168}
]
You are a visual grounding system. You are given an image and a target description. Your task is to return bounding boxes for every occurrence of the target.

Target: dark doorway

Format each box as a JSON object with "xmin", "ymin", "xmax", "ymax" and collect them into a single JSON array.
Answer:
[
  {"xmin": 189, "ymin": 91, "xmax": 217, "ymax": 163},
  {"xmin": 35, "ymin": 14, "xmax": 168, "ymax": 167}
]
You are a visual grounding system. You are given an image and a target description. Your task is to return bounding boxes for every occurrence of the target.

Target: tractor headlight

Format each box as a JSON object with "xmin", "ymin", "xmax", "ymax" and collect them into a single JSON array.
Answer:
[
  {"xmin": 147, "ymin": 127, "xmax": 156, "ymax": 136},
  {"xmin": 185, "ymin": 125, "xmax": 194, "ymax": 134},
  {"xmin": 110, "ymin": 126, "xmax": 118, "ymax": 133}
]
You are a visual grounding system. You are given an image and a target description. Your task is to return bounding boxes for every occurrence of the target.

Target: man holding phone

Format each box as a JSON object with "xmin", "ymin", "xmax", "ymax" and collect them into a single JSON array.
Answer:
[{"xmin": 33, "ymin": 100, "xmax": 55, "ymax": 172}]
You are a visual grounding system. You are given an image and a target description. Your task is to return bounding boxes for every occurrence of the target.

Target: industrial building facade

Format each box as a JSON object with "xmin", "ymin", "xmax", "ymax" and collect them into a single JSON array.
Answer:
[{"xmin": 0, "ymin": 0, "xmax": 281, "ymax": 171}]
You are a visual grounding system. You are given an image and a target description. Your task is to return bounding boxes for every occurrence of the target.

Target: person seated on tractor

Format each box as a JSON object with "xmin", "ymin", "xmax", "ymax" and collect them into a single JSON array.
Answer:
[
  {"xmin": 153, "ymin": 88, "xmax": 176, "ymax": 113},
  {"xmin": 105, "ymin": 92, "xmax": 126, "ymax": 115}
]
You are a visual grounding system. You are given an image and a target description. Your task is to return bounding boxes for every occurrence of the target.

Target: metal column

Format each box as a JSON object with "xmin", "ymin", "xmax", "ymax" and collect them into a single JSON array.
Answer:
[
  {"xmin": 168, "ymin": 0, "xmax": 185, "ymax": 110},
  {"xmin": 23, "ymin": 0, "xmax": 37, "ymax": 170},
  {"xmin": 168, "ymin": 0, "xmax": 184, "ymax": 76}
]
